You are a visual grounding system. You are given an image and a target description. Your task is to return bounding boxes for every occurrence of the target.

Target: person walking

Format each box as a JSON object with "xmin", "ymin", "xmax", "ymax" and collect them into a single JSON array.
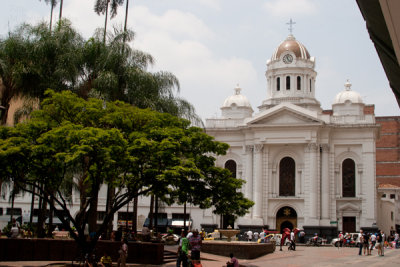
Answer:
[
  {"xmin": 117, "ymin": 239, "xmax": 128, "ymax": 267},
  {"xmin": 338, "ymin": 232, "xmax": 344, "ymax": 248},
  {"xmin": 189, "ymin": 230, "xmax": 202, "ymax": 266},
  {"xmin": 362, "ymin": 231, "xmax": 370, "ymax": 255},
  {"xmin": 176, "ymin": 230, "xmax": 189, "ymax": 267},
  {"xmin": 380, "ymin": 230, "xmax": 385, "ymax": 256},
  {"xmin": 358, "ymin": 230, "xmax": 364, "ymax": 255},
  {"xmin": 376, "ymin": 231, "xmax": 383, "ymax": 256},
  {"xmin": 289, "ymin": 230, "xmax": 296, "ymax": 251}
]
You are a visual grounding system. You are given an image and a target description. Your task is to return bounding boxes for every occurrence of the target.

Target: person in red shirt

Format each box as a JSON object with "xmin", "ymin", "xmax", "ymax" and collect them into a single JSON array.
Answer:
[
  {"xmin": 189, "ymin": 230, "xmax": 202, "ymax": 265},
  {"xmin": 226, "ymin": 253, "xmax": 239, "ymax": 267}
]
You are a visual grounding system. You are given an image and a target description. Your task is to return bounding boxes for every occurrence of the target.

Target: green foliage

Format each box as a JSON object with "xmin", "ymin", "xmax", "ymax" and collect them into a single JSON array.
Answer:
[
  {"xmin": 0, "ymin": 90, "xmax": 252, "ymax": 253},
  {"xmin": 0, "ymin": 19, "xmax": 201, "ymax": 126}
]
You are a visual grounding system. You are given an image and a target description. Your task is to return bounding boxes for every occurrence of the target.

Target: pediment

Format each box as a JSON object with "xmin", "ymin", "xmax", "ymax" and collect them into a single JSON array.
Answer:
[
  {"xmin": 247, "ymin": 104, "xmax": 324, "ymax": 126},
  {"xmin": 338, "ymin": 202, "xmax": 359, "ymax": 212}
]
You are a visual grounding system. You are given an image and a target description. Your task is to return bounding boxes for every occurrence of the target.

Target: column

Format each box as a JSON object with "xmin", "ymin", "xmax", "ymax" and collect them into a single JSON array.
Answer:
[
  {"xmin": 321, "ymin": 144, "xmax": 330, "ymax": 221},
  {"xmin": 253, "ymin": 144, "xmax": 263, "ymax": 218},
  {"xmin": 245, "ymin": 145, "xmax": 253, "ymax": 201},
  {"xmin": 262, "ymin": 146, "xmax": 269, "ymax": 220},
  {"xmin": 307, "ymin": 143, "xmax": 318, "ymax": 221},
  {"xmin": 245, "ymin": 145, "xmax": 253, "ymax": 217}
]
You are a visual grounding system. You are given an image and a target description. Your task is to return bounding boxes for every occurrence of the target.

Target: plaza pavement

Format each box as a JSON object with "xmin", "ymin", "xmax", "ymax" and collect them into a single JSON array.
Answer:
[{"xmin": 1, "ymin": 245, "xmax": 399, "ymax": 267}]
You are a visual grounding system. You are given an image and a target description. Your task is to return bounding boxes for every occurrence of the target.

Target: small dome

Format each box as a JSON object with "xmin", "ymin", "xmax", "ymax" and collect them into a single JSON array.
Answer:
[
  {"xmin": 271, "ymin": 34, "xmax": 310, "ymax": 61},
  {"xmin": 222, "ymin": 85, "xmax": 252, "ymax": 108},
  {"xmin": 333, "ymin": 80, "xmax": 363, "ymax": 104}
]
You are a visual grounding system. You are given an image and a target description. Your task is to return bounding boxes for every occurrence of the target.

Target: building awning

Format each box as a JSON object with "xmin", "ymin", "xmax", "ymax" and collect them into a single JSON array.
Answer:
[
  {"xmin": 45, "ymin": 217, "xmax": 63, "ymax": 224},
  {"xmin": 143, "ymin": 218, "xmax": 169, "ymax": 227},
  {"xmin": 170, "ymin": 219, "xmax": 192, "ymax": 227},
  {"xmin": 357, "ymin": 0, "xmax": 400, "ymax": 106},
  {"xmin": 22, "ymin": 215, "xmax": 38, "ymax": 223}
]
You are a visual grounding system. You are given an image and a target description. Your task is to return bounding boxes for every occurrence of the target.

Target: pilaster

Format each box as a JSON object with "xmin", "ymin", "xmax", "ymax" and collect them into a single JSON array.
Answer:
[{"xmin": 253, "ymin": 144, "xmax": 263, "ymax": 219}]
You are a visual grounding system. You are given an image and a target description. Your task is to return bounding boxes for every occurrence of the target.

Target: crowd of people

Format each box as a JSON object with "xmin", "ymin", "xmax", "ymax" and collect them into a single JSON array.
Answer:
[{"xmin": 335, "ymin": 229, "xmax": 400, "ymax": 257}]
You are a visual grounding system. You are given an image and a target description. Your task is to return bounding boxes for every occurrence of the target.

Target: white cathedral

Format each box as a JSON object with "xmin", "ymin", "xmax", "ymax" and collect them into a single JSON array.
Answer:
[{"xmin": 204, "ymin": 33, "xmax": 379, "ymax": 237}]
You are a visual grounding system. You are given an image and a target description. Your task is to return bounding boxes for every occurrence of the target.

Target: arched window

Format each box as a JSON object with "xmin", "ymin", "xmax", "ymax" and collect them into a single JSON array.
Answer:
[
  {"xmin": 342, "ymin": 158, "xmax": 355, "ymax": 197},
  {"xmin": 297, "ymin": 76, "xmax": 301, "ymax": 90},
  {"xmin": 225, "ymin": 160, "xmax": 237, "ymax": 178},
  {"xmin": 286, "ymin": 76, "xmax": 290, "ymax": 90},
  {"xmin": 279, "ymin": 157, "xmax": 295, "ymax": 196},
  {"xmin": 277, "ymin": 77, "xmax": 280, "ymax": 91},
  {"xmin": 309, "ymin": 79, "xmax": 312, "ymax": 92}
]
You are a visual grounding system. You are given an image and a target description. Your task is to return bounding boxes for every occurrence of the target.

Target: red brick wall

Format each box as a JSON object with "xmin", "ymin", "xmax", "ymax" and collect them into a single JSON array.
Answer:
[
  {"xmin": 376, "ymin": 117, "xmax": 400, "ymax": 185},
  {"xmin": 364, "ymin": 105, "xmax": 375, "ymax": 115}
]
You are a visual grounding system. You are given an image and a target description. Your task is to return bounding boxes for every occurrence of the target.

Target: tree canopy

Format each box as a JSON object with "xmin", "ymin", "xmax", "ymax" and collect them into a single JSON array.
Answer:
[
  {"xmin": 0, "ymin": 19, "xmax": 202, "ymax": 126},
  {"xmin": 0, "ymin": 90, "xmax": 253, "ymax": 254}
]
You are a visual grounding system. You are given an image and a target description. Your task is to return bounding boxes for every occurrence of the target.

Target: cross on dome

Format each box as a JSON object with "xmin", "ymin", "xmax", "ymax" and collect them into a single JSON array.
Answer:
[
  {"xmin": 344, "ymin": 79, "xmax": 352, "ymax": 91},
  {"xmin": 287, "ymin": 18, "xmax": 296, "ymax": 35},
  {"xmin": 234, "ymin": 84, "xmax": 241, "ymax": 95}
]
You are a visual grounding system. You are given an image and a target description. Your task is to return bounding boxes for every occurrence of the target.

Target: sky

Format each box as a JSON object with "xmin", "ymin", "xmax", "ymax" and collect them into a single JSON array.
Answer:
[{"xmin": 1, "ymin": 0, "xmax": 399, "ymax": 121}]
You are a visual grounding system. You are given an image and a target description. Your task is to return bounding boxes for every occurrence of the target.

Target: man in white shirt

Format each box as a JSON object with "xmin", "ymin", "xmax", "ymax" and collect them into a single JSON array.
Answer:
[
  {"xmin": 253, "ymin": 231, "xmax": 259, "ymax": 242},
  {"xmin": 289, "ymin": 231, "xmax": 296, "ymax": 250},
  {"xmin": 246, "ymin": 230, "xmax": 253, "ymax": 242}
]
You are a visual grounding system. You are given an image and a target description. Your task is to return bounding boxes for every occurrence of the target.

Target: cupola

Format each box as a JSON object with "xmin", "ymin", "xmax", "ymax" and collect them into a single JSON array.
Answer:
[
  {"xmin": 221, "ymin": 85, "xmax": 253, "ymax": 118},
  {"xmin": 332, "ymin": 80, "xmax": 365, "ymax": 117}
]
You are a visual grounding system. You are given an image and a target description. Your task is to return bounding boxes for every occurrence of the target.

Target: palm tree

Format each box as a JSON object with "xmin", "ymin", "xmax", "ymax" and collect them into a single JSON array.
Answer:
[
  {"xmin": 39, "ymin": 0, "xmax": 59, "ymax": 30},
  {"xmin": 0, "ymin": 26, "xmax": 34, "ymax": 125},
  {"xmin": 59, "ymin": 0, "xmax": 64, "ymax": 21},
  {"xmin": 124, "ymin": 0, "xmax": 129, "ymax": 33},
  {"xmin": 94, "ymin": 0, "xmax": 124, "ymax": 43}
]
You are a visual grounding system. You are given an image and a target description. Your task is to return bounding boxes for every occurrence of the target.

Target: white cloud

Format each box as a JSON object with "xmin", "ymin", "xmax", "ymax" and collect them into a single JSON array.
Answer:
[
  {"xmin": 133, "ymin": 6, "xmax": 214, "ymax": 41},
  {"xmin": 264, "ymin": 0, "xmax": 318, "ymax": 17},
  {"xmin": 129, "ymin": 6, "xmax": 258, "ymax": 119},
  {"xmin": 196, "ymin": 0, "xmax": 222, "ymax": 10}
]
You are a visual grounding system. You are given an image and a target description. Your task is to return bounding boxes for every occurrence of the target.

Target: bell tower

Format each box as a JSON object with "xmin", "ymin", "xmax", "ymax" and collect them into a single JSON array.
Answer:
[{"xmin": 259, "ymin": 23, "xmax": 321, "ymax": 112}]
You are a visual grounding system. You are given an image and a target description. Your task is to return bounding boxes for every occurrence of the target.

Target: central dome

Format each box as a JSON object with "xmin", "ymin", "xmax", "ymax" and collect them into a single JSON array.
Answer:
[{"xmin": 271, "ymin": 34, "xmax": 310, "ymax": 61}]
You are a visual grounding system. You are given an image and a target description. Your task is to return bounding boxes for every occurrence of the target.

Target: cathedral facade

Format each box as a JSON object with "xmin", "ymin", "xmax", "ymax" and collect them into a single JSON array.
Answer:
[{"xmin": 205, "ymin": 34, "xmax": 379, "ymax": 236}]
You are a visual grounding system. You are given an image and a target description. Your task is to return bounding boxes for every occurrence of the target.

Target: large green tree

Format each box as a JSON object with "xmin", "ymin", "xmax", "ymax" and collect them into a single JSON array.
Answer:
[{"xmin": 0, "ymin": 90, "xmax": 252, "ymax": 254}]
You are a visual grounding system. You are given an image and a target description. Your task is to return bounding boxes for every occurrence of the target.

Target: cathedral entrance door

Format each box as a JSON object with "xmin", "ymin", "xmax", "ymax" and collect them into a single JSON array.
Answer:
[
  {"xmin": 276, "ymin": 206, "xmax": 297, "ymax": 232},
  {"xmin": 342, "ymin": 216, "xmax": 356, "ymax": 233}
]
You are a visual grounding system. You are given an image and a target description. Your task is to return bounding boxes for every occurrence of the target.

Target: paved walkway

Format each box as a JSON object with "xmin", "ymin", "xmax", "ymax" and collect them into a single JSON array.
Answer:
[{"xmin": 1, "ymin": 246, "xmax": 399, "ymax": 267}]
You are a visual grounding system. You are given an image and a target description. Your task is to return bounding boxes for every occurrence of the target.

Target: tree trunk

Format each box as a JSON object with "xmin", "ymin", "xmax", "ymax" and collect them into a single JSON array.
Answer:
[
  {"xmin": 29, "ymin": 185, "xmax": 35, "ymax": 225},
  {"xmin": 103, "ymin": 1, "xmax": 109, "ymax": 44},
  {"xmin": 47, "ymin": 195, "xmax": 54, "ymax": 237},
  {"xmin": 37, "ymin": 186, "xmax": 47, "ymax": 238},
  {"xmin": 149, "ymin": 195, "xmax": 154, "ymax": 230},
  {"xmin": 154, "ymin": 196, "xmax": 158, "ymax": 233},
  {"xmin": 105, "ymin": 185, "xmax": 115, "ymax": 239},
  {"xmin": 125, "ymin": 201, "xmax": 129, "ymax": 230},
  {"xmin": 87, "ymin": 194, "xmax": 99, "ymax": 234},
  {"xmin": 132, "ymin": 195, "xmax": 138, "ymax": 234},
  {"xmin": 49, "ymin": 2, "xmax": 54, "ymax": 30},
  {"xmin": 124, "ymin": 0, "xmax": 129, "ymax": 33},
  {"xmin": 10, "ymin": 191, "xmax": 15, "ymax": 223},
  {"xmin": 183, "ymin": 202, "xmax": 187, "ymax": 233},
  {"xmin": 59, "ymin": 0, "xmax": 63, "ymax": 20}
]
